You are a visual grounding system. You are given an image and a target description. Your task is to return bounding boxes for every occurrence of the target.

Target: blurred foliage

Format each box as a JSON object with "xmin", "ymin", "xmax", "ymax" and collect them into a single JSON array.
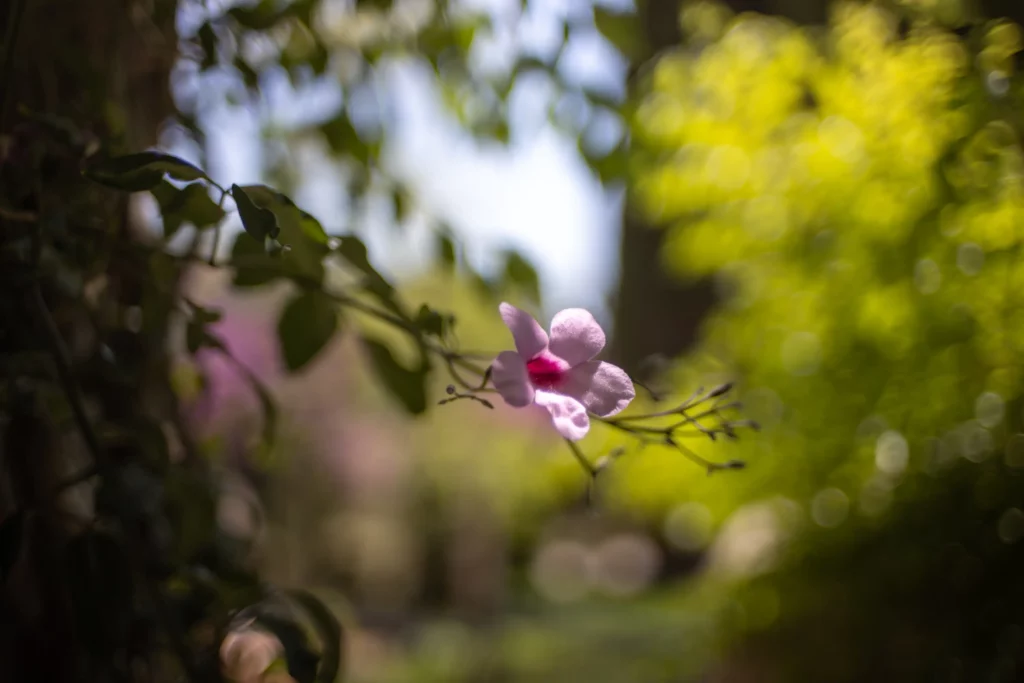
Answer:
[
  {"xmin": 611, "ymin": 1, "xmax": 1024, "ymax": 680},
  {"xmin": 16, "ymin": 0, "xmax": 1024, "ymax": 681}
]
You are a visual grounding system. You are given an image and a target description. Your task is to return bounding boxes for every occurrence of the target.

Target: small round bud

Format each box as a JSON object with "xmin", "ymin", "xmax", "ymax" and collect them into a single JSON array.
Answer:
[
  {"xmin": 446, "ymin": 384, "xmax": 456, "ymax": 395},
  {"xmin": 220, "ymin": 628, "xmax": 282, "ymax": 682}
]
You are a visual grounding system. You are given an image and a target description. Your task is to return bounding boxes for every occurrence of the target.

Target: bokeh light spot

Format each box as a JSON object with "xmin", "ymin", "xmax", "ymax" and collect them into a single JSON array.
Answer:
[{"xmin": 811, "ymin": 488, "xmax": 849, "ymax": 528}]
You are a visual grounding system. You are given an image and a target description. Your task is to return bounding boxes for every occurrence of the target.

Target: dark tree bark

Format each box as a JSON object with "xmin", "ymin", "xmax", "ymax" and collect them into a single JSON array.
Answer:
[{"xmin": 0, "ymin": 1, "xmax": 180, "ymax": 680}]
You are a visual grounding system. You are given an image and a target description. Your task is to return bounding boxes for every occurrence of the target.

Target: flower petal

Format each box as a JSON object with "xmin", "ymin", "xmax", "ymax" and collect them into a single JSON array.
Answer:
[
  {"xmin": 548, "ymin": 308, "xmax": 605, "ymax": 367},
  {"xmin": 491, "ymin": 351, "xmax": 535, "ymax": 407},
  {"xmin": 534, "ymin": 391, "xmax": 590, "ymax": 441},
  {"xmin": 499, "ymin": 302, "xmax": 548, "ymax": 360},
  {"xmin": 562, "ymin": 361, "xmax": 636, "ymax": 417}
]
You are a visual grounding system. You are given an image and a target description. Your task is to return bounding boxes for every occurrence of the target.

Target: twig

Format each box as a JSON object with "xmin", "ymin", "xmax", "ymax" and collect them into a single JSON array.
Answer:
[{"xmin": 565, "ymin": 439, "xmax": 597, "ymax": 478}]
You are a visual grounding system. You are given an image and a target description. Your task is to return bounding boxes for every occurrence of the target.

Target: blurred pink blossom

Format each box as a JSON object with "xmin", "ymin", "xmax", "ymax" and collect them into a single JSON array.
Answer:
[
  {"xmin": 185, "ymin": 309, "xmax": 281, "ymax": 442},
  {"xmin": 491, "ymin": 302, "xmax": 634, "ymax": 440}
]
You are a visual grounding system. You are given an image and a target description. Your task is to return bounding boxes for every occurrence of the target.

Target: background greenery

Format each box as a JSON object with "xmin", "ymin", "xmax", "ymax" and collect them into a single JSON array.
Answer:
[{"xmin": 6, "ymin": 0, "xmax": 1024, "ymax": 681}]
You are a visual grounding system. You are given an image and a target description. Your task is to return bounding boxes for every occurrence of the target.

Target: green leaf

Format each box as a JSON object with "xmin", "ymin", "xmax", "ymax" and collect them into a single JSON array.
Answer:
[
  {"xmin": 86, "ymin": 151, "xmax": 208, "ymax": 191},
  {"xmin": 593, "ymin": 7, "xmax": 641, "ymax": 61},
  {"xmin": 287, "ymin": 590, "xmax": 344, "ymax": 683},
  {"xmin": 228, "ymin": 1, "xmax": 281, "ymax": 30},
  {"xmin": 585, "ymin": 142, "xmax": 628, "ymax": 184},
  {"xmin": 362, "ymin": 337, "xmax": 429, "ymax": 414},
  {"xmin": 234, "ymin": 56, "xmax": 260, "ymax": 88},
  {"xmin": 437, "ymin": 230, "xmax": 456, "ymax": 271},
  {"xmin": 151, "ymin": 181, "xmax": 224, "ymax": 239},
  {"xmin": 0, "ymin": 510, "xmax": 25, "ymax": 583},
  {"xmin": 277, "ymin": 291, "xmax": 339, "ymax": 372},
  {"xmin": 186, "ymin": 320, "xmax": 206, "ymax": 354},
  {"xmin": 233, "ymin": 184, "xmax": 279, "ymax": 241},
  {"xmin": 391, "ymin": 185, "xmax": 411, "ymax": 225},
  {"xmin": 237, "ymin": 185, "xmax": 330, "ymax": 284},
  {"xmin": 319, "ymin": 112, "xmax": 371, "ymax": 164},
  {"xmin": 502, "ymin": 249, "xmax": 541, "ymax": 304},
  {"xmin": 415, "ymin": 304, "xmax": 446, "ymax": 338},
  {"xmin": 231, "ymin": 232, "xmax": 281, "ymax": 287},
  {"xmin": 334, "ymin": 234, "xmax": 401, "ymax": 311},
  {"xmin": 198, "ymin": 22, "xmax": 218, "ymax": 69}
]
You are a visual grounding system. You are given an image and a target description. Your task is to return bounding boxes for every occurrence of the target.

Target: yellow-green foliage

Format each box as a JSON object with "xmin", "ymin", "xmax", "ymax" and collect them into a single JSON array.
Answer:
[{"xmin": 596, "ymin": 1, "xmax": 1024, "ymax": 559}]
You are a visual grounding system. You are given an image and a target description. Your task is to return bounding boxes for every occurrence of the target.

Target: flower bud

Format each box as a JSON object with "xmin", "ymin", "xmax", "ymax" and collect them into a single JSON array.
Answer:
[{"xmin": 220, "ymin": 628, "xmax": 283, "ymax": 683}]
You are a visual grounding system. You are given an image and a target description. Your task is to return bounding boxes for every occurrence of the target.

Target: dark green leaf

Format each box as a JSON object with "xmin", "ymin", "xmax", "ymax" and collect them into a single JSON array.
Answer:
[
  {"xmin": 237, "ymin": 185, "xmax": 330, "ymax": 284},
  {"xmin": 287, "ymin": 590, "xmax": 344, "ymax": 683},
  {"xmin": 151, "ymin": 181, "xmax": 225, "ymax": 239},
  {"xmin": 186, "ymin": 320, "xmax": 206, "ymax": 354},
  {"xmin": 0, "ymin": 510, "xmax": 25, "ymax": 583},
  {"xmin": 228, "ymin": 1, "xmax": 281, "ymax": 30},
  {"xmin": 502, "ymin": 250, "xmax": 541, "ymax": 303},
  {"xmin": 391, "ymin": 185, "xmax": 411, "ymax": 225},
  {"xmin": 231, "ymin": 232, "xmax": 281, "ymax": 287},
  {"xmin": 291, "ymin": 0, "xmax": 317, "ymax": 25},
  {"xmin": 86, "ymin": 151, "xmax": 208, "ymax": 191},
  {"xmin": 584, "ymin": 141, "xmax": 628, "ymax": 184},
  {"xmin": 437, "ymin": 230, "xmax": 456, "ymax": 271},
  {"xmin": 277, "ymin": 291, "xmax": 339, "ymax": 372},
  {"xmin": 308, "ymin": 42, "xmax": 330, "ymax": 75},
  {"xmin": 362, "ymin": 337, "xmax": 429, "ymax": 414},
  {"xmin": 415, "ymin": 304, "xmax": 446, "ymax": 338},
  {"xmin": 334, "ymin": 235, "xmax": 400, "ymax": 311},
  {"xmin": 514, "ymin": 55, "xmax": 551, "ymax": 78},
  {"xmin": 483, "ymin": 118, "xmax": 510, "ymax": 145},
  {"xmin": 234, "ymin": 56, "xmax": 261, "ymax": 88},
  {"xmin": 320, "ymin": 112, "xmax": 371, "ymax": 164},
  {"xmin": 233, "ymin": 184, "xmax": 279, "ymax": 241},
  {"xmin": 198, "ymin": 22, "xmax": 218, "ymax": 69},
  {"xmin": 593, "ymin": 7, "xmax": 641, "ymax": 60}
]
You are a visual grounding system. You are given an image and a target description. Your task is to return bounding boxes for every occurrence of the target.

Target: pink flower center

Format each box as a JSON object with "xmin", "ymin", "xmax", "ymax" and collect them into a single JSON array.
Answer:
[{"xmin": 526, "ymin": 355, "xmax": 567, "ymax": 389}]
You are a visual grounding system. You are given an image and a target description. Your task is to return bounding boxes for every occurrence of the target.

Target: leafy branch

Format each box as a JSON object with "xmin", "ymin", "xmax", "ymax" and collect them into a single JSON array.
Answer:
[{"xmin": 84, "ymin": 151, "xmax": 757, "ymax": 485}]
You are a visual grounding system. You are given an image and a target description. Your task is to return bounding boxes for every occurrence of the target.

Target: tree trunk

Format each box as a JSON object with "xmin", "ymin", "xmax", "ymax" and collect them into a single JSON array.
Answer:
[{"xmin": 0, "ymin": 0, "xmax": 180, "ymax": 680}]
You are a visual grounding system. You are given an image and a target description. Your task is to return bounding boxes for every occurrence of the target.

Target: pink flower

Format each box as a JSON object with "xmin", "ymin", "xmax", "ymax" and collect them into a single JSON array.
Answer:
[{"xmin": 491, "ymin": 302, "xmax": 635, "ymax": 441}]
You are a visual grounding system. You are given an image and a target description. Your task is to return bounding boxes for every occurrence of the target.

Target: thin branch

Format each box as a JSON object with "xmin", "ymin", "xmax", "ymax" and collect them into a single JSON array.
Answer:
[{"xmin": 565, "ymin": 439, "xmax": 597, "ymax": 478}]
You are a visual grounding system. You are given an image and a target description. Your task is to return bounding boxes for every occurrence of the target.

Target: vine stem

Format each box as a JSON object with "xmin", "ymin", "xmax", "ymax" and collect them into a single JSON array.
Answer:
[
  {"xmin": 565, "ymin": 438, "xmax": 597, "ymax": 478},
  {"xmin": 104, "ymin": 237, "xmax": 753, "ymax": 479}
]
